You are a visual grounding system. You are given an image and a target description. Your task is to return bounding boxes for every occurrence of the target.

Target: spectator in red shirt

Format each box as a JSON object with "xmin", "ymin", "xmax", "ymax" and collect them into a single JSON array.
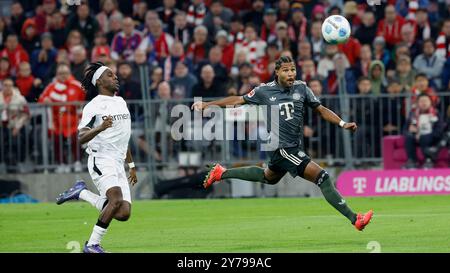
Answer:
[
  {"xmin": 15, "ymin": 62, "xmax": 34, "ymax": 100},
  {"xmin": 377, "ymin": 4, "xmax": 406, "ymax": 49},
  {"xmin": 0, "ymin": 34, "xmax": 29, "ymax": 77},
  {"xmin": 38, "ymin": 63, "xmax": 85, "ymax": 171},
  {"xmin": 215, "ymin": 30, "xmax": 234, "ymax": 72}
]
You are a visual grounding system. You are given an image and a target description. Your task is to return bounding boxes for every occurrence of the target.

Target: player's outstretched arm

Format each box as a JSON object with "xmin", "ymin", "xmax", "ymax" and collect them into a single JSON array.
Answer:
[
  {"xmin": 78, "ymin": 115, "xmax": 113, "ymax": 144},
  {"xmin": 191, "ymin": 96, "xmax": 246, "ymax": 111},
  {"xmin": 315, "ymin": 105, "xmax": 357, "ymax": 132}
]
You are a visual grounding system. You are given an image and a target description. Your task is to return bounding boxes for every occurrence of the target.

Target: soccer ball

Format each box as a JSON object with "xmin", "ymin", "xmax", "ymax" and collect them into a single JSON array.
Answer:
[{"xmin": 321, "ymin": 15, "xmax": 351, "ymax": 44}]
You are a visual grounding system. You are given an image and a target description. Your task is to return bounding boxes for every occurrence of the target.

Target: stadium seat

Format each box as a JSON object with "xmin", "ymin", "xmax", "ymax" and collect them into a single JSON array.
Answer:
[{"xmin": 382, "ymin": 135, "xmax": 449, "ymax": 169}]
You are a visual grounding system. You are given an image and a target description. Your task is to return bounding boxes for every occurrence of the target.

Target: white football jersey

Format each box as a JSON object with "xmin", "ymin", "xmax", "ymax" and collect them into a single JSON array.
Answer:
[{"xmin": 78, "ymin": 95, "xmax": 131, "ymax": 160}]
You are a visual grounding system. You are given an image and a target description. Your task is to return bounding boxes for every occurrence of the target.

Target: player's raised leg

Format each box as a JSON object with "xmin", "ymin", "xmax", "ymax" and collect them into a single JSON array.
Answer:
[
  {"xmin": 303, "ymin": 161, "xmax": 373, "ymax": 231},
  {"xmin": 203, "ymin": 163, "xmax": 285, "ymax": 188},
  {"xmin": 56, "ymin": 180, "xmax": 108, "ymax": 211}
]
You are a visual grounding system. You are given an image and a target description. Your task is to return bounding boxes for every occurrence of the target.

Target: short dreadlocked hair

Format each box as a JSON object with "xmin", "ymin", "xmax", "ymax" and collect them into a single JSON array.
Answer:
[
  {"xmin": 274, "ymin": 55, "xmax": 295, "ymax": 81},
  {"xmin": 81, "ymin": 62, "xmax": 105, "ymax": 100}
]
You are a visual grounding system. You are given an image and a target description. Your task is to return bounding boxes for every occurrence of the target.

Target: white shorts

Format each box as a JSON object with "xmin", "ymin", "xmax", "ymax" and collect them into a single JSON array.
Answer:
[{"xmin": 87, "ymin": 155, "xmax": 132, "ymax": 203}]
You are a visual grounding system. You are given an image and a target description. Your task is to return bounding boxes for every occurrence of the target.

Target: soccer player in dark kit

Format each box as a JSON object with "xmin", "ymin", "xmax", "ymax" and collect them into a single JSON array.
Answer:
[{"xmin": 192, "ymin": 56, "xmax": 373, "ymax": 231}]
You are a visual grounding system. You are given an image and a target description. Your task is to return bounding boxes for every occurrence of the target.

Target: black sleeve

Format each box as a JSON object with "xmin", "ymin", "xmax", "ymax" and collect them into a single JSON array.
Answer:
[{"xmin": 305, "ymin": 86, "xmax": 321, "ymax": 109}]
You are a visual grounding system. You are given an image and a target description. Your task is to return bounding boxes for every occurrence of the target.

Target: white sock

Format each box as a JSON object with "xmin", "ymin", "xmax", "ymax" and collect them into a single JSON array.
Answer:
[
  {"xmin": 79, "ymin": 190, "xmax": 107, "ymax": 211},
  {"xmin": 87, "ymin": 225, "xmax": 107, "ymax": 246}
]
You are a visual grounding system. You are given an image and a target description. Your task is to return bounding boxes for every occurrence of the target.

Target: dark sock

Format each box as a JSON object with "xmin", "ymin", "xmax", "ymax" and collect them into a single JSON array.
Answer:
[
  {"xmin": 96, "ymin": 219, "xmax": 109, "ymax": 229},
  {"xmin": 318, "ymin": 173, "xmax": 357, "ymax": 224},
  {"xmin": 221, "ymin": 166, "xmax": 270, "ymax": 183}
]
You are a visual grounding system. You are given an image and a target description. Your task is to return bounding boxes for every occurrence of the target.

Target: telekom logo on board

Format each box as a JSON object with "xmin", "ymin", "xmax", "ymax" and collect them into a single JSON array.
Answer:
[{"xmin": 353, "ymin": 177, "xmax": 367, "ymax": 194}]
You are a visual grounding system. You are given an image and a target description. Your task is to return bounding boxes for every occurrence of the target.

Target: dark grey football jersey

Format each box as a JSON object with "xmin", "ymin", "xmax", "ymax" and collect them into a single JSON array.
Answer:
[{"xmin": 243, "ymin": 80, "xmax": 321, "ymax": 149}]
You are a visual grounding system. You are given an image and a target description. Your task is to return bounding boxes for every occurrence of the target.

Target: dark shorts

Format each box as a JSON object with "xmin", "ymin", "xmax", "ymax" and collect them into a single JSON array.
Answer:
[{"xmin": 268, "ymin": 147, "xmax": 311, "ymax": 178}]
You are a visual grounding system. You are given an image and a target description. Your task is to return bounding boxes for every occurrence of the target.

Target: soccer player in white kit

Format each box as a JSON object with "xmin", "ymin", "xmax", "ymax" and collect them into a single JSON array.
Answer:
[{"xmin": 56, "ymin": 62, "xmax": 138, "ymax": 253}]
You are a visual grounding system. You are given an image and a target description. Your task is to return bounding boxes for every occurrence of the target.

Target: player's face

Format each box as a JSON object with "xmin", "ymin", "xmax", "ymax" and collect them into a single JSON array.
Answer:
[
  {"xmin": 276, "ymin": 62, "xmax": 296, "ymax": 87},
  {"xmin": 100, "ymin": 69, "xmax": 120, "ymax": 94}
]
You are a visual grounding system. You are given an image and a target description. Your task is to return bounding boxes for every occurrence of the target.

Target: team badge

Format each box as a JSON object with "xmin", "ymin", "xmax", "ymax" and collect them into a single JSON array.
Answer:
[
  {"xmin": 293, "ymin": 93, "xmax": 300, "ymax": 100},
  {"xmin": 298, "ymin": 151, "xmax": 306, "ymax": 157},
  {"xmin": 247, "ymin": 89, "xmax": 255, "ymax": 98}
]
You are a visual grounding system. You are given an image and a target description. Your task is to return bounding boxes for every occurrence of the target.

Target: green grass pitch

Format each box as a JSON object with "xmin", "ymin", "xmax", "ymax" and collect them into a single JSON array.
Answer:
[{"xmin": 1, "ymin": 195, "xmax": 450, "ymax": 253}]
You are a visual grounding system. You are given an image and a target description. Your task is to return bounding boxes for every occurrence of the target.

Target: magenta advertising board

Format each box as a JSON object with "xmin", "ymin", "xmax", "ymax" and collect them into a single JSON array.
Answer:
[{"xmin": 336, "ymin": 169, "xmax": 450, "ymax": 197}]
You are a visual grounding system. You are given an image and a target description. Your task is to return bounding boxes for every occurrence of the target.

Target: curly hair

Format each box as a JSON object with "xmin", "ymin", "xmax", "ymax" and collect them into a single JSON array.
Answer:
[{"xmin": 81, "ymin": 62, "xmax": 105, "ymax": 100}]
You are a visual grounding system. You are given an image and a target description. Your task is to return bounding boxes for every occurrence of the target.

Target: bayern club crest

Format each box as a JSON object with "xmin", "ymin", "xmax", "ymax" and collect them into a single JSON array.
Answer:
[{"xmin": 293, "ymin": 93, "xmax": 300, "ymax": 100}]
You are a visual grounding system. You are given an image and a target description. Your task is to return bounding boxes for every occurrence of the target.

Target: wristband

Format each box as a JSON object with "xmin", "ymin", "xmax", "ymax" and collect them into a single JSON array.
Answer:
[
  {"xmin": 339, "ymin": 120, "xmax": 346, "ymax": 128},
  {"xmin": 128, "ymin": 162, "xmax": 135, "ymax": 169}
]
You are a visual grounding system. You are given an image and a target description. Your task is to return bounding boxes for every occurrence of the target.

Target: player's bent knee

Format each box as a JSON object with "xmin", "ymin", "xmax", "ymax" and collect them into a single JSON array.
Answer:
[
  {"xmin": 115, "ymin": 202, "xmax": 131, "ymax": 221},
  {"xmin": 109, "ymin": 198, "xmax": 123, "ymax": 211}
]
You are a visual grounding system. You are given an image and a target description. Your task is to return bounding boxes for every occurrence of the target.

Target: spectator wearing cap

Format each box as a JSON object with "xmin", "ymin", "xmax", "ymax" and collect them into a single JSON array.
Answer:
[
  {"xmin": 354, "ymin": 10, "xmax": 378, "ymax": 46},
  {"xmin": 186, "ymin": 25, "xmax": 212, "ymax": 66},
  {"xmin": 215, "ymin": 30, "xmax": 234, "ymax": 72},
  {"xmin": 288, "ymin": 2, "xmax": 308, "ymax": 43},
  {"xmin": 260, "ymin": 8, "xmax": 277, "ymax": 42},
  {"xmin": 191, "ymin": 64, "xmax": 226, "ymax": 98},
  {"xmin": 171, "ymin": 11, "xmax": 191, "ymax": 47},
  {"xmin": 311, "ymin": 4, "xmax": 326, "ymax": 22},
  {"xmin": 65, "ymin": 2, "xmax": 100, "ymax": 49},
  {"xmin": 0, "ymin": 57, "xmax": 10, "ymax": 80},
  {"xmin": 377, "ymin": 5, "xmax": 406, "ymax": 49},
  {"xmin": 413, "ymin": 39, "xmax": 446, "ymax": 90},
  {"xmin": 232, "ymin": 62, "xmax": 254, "ymax": 96},
  {"xmin": 155, "ymin": 0, "xmax": 180, "ymax": 33},
  {"xmin": 242, "ymin": 0, "xmax": 264, "ymax": 30},
  {"xmin": 0, "ymin": 34, "xmax": 29, "ymax": 77},
  {"xmin": 328, "ymin": 5, "xmax": 341, "ymax": 16},
  {"xmin": 0, "ymin": 78, "xmax": 30, "ymax": 166},
  {"xmin": 196, "ymin": 46, "xmax": 228, "ymax": 83},
  {"xmin": 20, "ymin": 18, "xmax": 41, "ymax": 56},
  {"xmin": 310, "ymin": 21, "xmax": 325, "ymax": 63},
  {"xmin": 235, "ymin": 23, "xmax": 267, "ymax": 66},
  {"xmin": 203, "ymin": 0, "xmax": 233, "ymax": 39},
  {"xmin": 187, "ymin": 0, "xmax": 207, "ymax": 28},
  {"xmin": 91, "ymin": 32, "xmax": 111, "ymax": 63},
  {"xmin": 169, "ymin": 60, "xmax": 198, "ymax": 99},
  {"xmin": 372, "ymin": 36, "xmax": 391, "ymax": 67},
  {"xmin": 96, "ymin": 0, "xmax": 123, "ymax": 34},
  {"xmin": 48, "ymin": 11, "xmax": 66, "ymax": 49},
  {"xmin": 272, "ymin": 21, "xmax": 298, "ymax": 60},
  {"xmin": 30, "ymin": 32, "xmax": 57, "ymax": 81},
  {"xmin": 34, "ymin": 0, "xmax": 58, "ymax": 35},
  {"xmin": 343, "ymin": 1, "xmax": 362, "ymax": 29},
  {"xmin": 111, "ymin": 17, "xmax": 143, "ymax": 62},
  {"xmin": 70, "ymin": 45, "xmax": 89, "ymax": 82},
  {"xmin": 277, "ymin": 0, "xmax": 291, "ymax": 22}
]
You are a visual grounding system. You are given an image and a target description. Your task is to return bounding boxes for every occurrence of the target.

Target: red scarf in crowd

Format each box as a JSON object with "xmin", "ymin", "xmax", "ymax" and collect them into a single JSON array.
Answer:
[
  {"xmin": 288, "ymin": 17, "xmax": 308, "ymax": 42},
  {"xmin": 155, "ymin": 32, "xmax": 170, "ymax": 60}
]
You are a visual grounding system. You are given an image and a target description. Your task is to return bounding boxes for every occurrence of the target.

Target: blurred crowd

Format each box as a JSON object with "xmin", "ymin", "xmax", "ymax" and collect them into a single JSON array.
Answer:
[{"xmin": 0, "ymin": 0, "xmax": 449, "ymax": 172}]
